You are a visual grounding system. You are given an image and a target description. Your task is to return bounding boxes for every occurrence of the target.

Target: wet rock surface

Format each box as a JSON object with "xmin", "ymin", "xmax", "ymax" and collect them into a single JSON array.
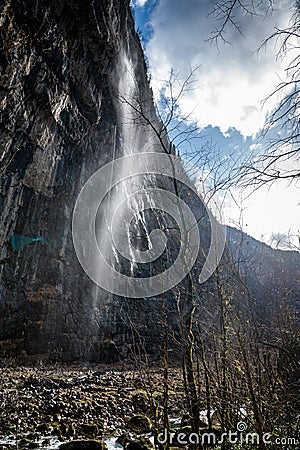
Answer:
[
  {"xmin": 0, "ymin": 0, "xmax": 162, "ymax": 363},
  {"xmin": 0, "ymin": 366, "xmax": 185, "ymax": 449},
  {"xmin": 59, "ymin": 440, "xmax": 107, "ymax": 450},
  {"xmin": 127, "ymin": 415, "xmax": 152, "ymax": 434}
]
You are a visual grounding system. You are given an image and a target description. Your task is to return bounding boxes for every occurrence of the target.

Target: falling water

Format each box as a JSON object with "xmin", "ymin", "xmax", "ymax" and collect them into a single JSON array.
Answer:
[
  {"xmin": 94, "ymin": 49, "xmax": 165, "ymax": 291},
  {"xmin": 73, "ymin": 48, "xmax": 222, "ymax": 299}
]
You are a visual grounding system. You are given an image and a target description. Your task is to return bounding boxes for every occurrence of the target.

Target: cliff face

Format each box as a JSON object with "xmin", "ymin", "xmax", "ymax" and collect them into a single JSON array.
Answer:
[
  {"xmin": 3, "ymin": 1, "xmax": 291, "ymax": 365},
  {"xmin": 0, "ymin": 0, "xmax": 159, "ymax": 362}
]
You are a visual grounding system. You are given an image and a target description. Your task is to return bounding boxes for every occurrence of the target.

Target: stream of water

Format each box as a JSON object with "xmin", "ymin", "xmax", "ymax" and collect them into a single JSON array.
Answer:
[{"xmin": 0, "ymin": 435, "xmax": 123, "ymax": 449}]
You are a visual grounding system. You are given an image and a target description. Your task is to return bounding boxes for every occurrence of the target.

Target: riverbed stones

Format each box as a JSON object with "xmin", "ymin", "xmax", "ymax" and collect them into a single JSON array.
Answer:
[{"xmin": 0, "ymin": 367, "xmax": 186, "ymax": 445}]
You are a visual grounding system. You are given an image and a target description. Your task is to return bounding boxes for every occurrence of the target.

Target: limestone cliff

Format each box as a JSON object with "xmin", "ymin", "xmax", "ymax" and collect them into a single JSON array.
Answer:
[
  {"xmin": 0, "ymin": 0, "xmax": 161, "ymax": 362},
  {"xmin": 0, "ymin": 0, "xmax": 255, "ymax": 365}
]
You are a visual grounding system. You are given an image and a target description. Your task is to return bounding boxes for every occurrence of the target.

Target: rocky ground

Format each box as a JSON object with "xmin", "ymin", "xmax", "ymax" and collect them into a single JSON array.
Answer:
[{"xmin": 0, "ymin": 365, "xmax": 186, "ymax": 449}]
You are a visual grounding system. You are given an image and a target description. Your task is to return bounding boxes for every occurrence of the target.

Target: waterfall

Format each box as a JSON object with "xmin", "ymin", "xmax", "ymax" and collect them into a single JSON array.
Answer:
[
  {"xmin": 115, "ymin": 50, "xmax": 158, "ymax": 268},
  {"xmin": 72, "ymin": 49, "xmax": 225, "ymax": 300},
  {"xmin": 94, "ymin": 49, "xmax": 159, "ymax": 292}
]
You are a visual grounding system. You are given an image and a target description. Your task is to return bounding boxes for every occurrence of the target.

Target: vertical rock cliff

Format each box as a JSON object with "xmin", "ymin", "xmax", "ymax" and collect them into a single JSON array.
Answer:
[{"xmin": 0, "ymin": 0, "xmax": 163, "ymax": 362}]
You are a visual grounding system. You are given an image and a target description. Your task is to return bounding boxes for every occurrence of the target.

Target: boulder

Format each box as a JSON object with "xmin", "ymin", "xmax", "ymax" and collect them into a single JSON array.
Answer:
[
  {"xmin": 126, "ymin": 438, "xmax": 154, "ymax": 450},
  {"xmin": 59, "ymin": 439, "xmax": 107, "ymax": 450},
  {"xmin": 79, "ymin": 423, "xmax": 99, "ymax": 438},
  {"xmin": 117, "ymin": 435, "xmax": 154, "ymax": 450},
  {"xmin": 127, "ymin": 414, "xmax": 152, "ymax": 433}
]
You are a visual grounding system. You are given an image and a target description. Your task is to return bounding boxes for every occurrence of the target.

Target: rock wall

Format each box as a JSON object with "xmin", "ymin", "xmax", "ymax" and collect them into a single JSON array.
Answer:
[{"xmin": 0, "ymin": 0, "xmax": 161, "ymax": 362}]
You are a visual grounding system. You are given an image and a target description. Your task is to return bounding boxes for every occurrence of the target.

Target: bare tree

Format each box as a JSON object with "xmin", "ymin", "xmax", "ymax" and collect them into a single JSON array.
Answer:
[
  {"xmin": 208, "ymin": 0, "xmax": 275, "ymax": 45},
  {"xmin": 208, "ymin": 0, "xmax": 300, "ymax": 186},
  {"xmin": 117, "ymin": 49, "xmax": 300, "ymax": 446}
]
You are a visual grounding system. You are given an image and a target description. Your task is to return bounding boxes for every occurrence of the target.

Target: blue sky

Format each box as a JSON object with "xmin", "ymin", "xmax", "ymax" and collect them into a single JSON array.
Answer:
[
  {"xmin": 132, "ymin": 0, "xmax": 157, "ymax": 42},
  {"xmin": 131, "ymin": 0, "xmax": 299, "ymax": 249}
]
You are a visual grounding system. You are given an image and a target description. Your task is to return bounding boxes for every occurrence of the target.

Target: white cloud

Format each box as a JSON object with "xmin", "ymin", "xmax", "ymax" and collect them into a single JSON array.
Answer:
[
  {"xmin": 222, "ymin": 180, "xmax": 300, "ymax": 250},
  {"xmin": 146, "ymin": 0, "xmax": 292, "ymax": 137},
  {"xmin": 142, "ymin": 0, "xmax": 299, "ymax": 245},
  {"xmin": 134, "ymin": 0, "xmax": 148, "ymax": 7}
]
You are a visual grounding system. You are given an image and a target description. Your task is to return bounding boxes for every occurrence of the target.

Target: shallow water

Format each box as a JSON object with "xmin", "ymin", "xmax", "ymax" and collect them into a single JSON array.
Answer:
[
  {"xmin": 0, "ymin": 435, "xmax": 61, "ymax": 449},
  {"xmin": 0, "ymin": 435, "xmax": 122, "ymax": 449}
]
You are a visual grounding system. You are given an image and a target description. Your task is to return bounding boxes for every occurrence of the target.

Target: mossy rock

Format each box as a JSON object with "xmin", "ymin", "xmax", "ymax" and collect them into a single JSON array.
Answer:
[
  {"xmin": 36, "ymin": 422, "xmax": 50, "ymax": 433},
  {"xmin": 18, "ymin": 438, "xmax": 39, "ymax": 448},
  {"xmin": 28, "ymin": 443, "xmax": 39, "ymax": 449},
  {"xmin": 80, "ymin": 423, "xmax": 99, "ymax": 438},
  {"xmin": 117, "ymin": 433, "xmax": 129, "ymax": 447},
  {"xmin": 96, "ymin": 420, "xmax": 105, "ymax": 431},
  {"xmin": 131, "ymin": 392, "xmax": 148, "ymax": 413},
  {"xmin": 60, "ymin": 421, "xmax": 76, "ymax": 438},
  {"xmin": 59, "ymin": 439, "xmax": 107, "ymax": 450},
  {"xmin": 52, "ymin": 424, "xmax": 63, "ymax": 440},
  {"xmin": 125, "ymin": 438, "xmax": 154, "ymax": 450},
  {"xmin": 127, "ymin": 414, "xmax": 152, "ymax": 433}
]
